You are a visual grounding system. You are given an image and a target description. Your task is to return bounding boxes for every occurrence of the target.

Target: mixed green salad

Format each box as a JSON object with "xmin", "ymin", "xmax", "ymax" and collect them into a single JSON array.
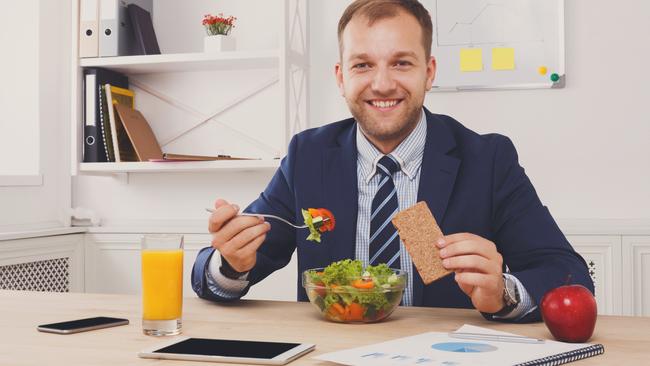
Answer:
[{"xmin": 303, "ymin": 259, "xmax": 405, "ymax": 322}]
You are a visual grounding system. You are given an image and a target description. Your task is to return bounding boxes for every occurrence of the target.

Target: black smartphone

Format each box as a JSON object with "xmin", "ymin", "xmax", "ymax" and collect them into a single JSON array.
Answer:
[{"xmin": 37, "ymin": 316, "xmax": 129, "ymax": 334}]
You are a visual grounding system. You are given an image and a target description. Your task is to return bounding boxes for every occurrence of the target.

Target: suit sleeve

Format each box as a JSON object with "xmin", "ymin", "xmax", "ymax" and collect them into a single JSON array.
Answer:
[
  {"xmin": 488, "ymin": 135, "xmax": 594, "ymax": 323},
  {"xmin": 191, "ymin": 135, "xmax": 299, "ymax": 302}
]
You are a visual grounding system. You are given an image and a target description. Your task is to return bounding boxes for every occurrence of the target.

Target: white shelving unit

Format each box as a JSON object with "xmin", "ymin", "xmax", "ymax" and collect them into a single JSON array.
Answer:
[{"xmin": 70, "ymin": 0, "xmax": 309, "ymax": 176}]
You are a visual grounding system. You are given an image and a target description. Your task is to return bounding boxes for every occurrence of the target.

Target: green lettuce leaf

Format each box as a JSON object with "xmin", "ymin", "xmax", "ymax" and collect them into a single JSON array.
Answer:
[{"xmin": 302, "ymin": 209, "xmax": 322, "ymax": 243}]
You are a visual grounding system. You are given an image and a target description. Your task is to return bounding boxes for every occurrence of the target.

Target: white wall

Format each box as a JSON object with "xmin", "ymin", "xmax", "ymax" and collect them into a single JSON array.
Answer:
[
  {"xmin": 309, "ymin": 0, "xmax": 650, "ymax": 220},
  {"xmin": 0, "ymin": 0, "xmax": 645, "ymax": 229},
  {"xmin": 0, "ymin": 0, "xmax": 70, "ymax": 231},
  {"xmin": 0, "ymin": 2, "xmax": 39, "ymax": 175}
]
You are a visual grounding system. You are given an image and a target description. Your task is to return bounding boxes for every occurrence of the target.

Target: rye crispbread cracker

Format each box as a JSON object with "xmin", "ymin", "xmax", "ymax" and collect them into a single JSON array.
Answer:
[{"xmin": 392, "ymin": 201, "xmax": 451, "ymax": 284}]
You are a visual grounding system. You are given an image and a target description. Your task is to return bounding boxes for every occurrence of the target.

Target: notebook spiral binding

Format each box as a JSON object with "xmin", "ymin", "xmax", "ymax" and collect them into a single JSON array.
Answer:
[{"xmin": 515, "ymin": 344, "xmax": 605, "ymax": 366}]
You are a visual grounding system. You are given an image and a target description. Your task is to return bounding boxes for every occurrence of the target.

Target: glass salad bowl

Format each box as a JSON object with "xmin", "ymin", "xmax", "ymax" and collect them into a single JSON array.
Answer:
[{"xmin": 302, "ymin": 259, "xmax": 406, "ymax": 323}]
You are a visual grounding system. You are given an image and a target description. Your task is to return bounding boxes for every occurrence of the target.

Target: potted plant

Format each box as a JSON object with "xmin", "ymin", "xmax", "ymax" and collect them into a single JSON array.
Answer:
[{"xmin": 202, "ymin": 13, "xmax": 237, "ymax": 52}]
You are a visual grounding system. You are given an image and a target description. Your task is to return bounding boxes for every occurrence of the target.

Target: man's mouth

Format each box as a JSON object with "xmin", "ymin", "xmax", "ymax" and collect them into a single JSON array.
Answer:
[{"xmin": 366, "ymin": 99, "xmax": 402, "ymax": 111}]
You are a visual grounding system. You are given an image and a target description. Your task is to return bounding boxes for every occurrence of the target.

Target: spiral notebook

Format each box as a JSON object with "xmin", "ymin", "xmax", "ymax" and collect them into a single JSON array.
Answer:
[{"xmin": 314, "ymin": 324, "xmax": 604, "ymax": 366}]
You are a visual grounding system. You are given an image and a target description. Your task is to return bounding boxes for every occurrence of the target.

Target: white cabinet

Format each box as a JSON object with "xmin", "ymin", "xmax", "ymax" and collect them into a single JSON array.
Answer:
[
  {"xmin": 84, "ymin": 232, "xmax": 297, "ymax": 301},
  {"xmin": 569, "ymin": 235, "xmax": 622, "ymax": 315},
  {"xmin": 0, "ymin": 234, "xmax": 84, "ymax": 292},
  {"xmin": 622, "ymin": 236, "xmax": 650, "ymax": 317}
]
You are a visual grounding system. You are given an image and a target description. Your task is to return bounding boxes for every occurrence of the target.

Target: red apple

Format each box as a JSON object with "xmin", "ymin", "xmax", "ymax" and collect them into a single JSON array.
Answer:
[{"xmin": 541, "ymin": 284, "xmax": 597, "ymax": 343}]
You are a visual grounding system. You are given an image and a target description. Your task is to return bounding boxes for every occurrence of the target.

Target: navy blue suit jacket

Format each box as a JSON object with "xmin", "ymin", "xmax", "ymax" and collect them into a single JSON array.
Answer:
[{"xmin": 192, "ymin": 109, "xmax": 593, "ymax": 322}]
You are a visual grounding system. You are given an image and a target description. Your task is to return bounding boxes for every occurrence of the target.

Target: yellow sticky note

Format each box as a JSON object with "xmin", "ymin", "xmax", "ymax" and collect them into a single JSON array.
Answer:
[
  {"xmin": 492, "ymin": 47, "xmax": 515, "ymax": 70},
  {"xmin": 460, "ymin": 48, "xmax": 483, "ymax": 72}
]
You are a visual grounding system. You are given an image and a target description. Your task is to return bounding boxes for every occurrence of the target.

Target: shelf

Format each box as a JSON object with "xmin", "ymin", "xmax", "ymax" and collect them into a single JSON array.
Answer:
[
  {"xmin": 79, "ymin": 50, "xmax": 280, "ymax": 74},
  {"xmin": 79, "ymin": 159, "xmax": 281, "ymax": 173}
]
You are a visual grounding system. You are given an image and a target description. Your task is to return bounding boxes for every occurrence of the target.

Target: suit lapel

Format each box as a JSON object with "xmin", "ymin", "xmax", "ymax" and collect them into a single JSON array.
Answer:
[
  {"xmin": 412, "ymin": 109, "xmax": 461, "ymax": 306},
  {"xmin": 322, "ymin": 123, "xmax": 358, "ymax": 263}
]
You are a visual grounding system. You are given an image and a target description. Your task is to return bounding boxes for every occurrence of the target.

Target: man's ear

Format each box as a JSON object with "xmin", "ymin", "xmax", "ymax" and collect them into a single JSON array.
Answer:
[
  {"xmin": 335, "ymin": 62, "xmax": 345, "ymax": 96},
  {"xmin": 425, "ymin": 56, "xmax": 437, "ymax": 91}
]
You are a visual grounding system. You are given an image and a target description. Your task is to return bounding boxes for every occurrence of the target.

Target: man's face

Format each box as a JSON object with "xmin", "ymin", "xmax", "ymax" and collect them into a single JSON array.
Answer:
[{"xmin": 336, "ymin": 11, "xmax": 436, "ymax": 151}]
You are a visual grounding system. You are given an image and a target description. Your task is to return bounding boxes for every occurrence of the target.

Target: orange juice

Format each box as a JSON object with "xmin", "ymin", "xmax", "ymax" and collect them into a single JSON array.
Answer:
[{"xmin": 141, "ymin": 249, "xmax": 183, "ymax": 320}]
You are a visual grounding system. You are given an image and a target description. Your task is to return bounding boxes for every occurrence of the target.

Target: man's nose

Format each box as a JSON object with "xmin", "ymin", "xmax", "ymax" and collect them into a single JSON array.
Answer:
[{"xmin": 371, "ymin": 67, "xmax": 397, "ymax": 94}]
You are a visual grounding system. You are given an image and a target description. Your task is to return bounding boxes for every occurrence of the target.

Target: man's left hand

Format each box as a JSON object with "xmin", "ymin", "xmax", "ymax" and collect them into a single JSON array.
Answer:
[{"xmin": 438, "ymin": 233, "xmax": 505, "ymax": 313}]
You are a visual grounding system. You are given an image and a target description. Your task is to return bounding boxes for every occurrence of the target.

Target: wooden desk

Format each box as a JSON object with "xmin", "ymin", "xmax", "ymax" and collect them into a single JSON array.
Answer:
[{"xmin": 1, "ymin": 290, "xmax": 648, "ymax": 365}]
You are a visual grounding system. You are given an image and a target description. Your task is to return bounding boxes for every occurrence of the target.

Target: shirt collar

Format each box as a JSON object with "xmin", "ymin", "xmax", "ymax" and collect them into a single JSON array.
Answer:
[{"xmin": 357, "ymin": 109, "xmax": 427, "ymax": 183}]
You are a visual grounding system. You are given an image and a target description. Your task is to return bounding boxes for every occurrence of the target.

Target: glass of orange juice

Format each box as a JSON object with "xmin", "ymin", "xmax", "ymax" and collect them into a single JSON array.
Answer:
[{"xmin": 141, "ymin": 234, "xmax": 184, "ymax": 336}]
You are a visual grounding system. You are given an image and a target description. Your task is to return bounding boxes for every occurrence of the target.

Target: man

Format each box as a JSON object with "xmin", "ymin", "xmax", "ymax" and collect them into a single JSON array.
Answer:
[{"xmin": 192, "ymin": 0, "xmax": 593, "ymax": 323}]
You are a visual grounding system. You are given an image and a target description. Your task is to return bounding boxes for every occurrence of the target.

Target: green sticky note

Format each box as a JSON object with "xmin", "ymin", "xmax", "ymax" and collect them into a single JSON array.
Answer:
[
  {"xmin": 492, "ymin": 47, "xmax": 515, "ymax": 70},
  {"xmin": 460, "ymin": 48, "xmax": 483, "ymax": 72}
]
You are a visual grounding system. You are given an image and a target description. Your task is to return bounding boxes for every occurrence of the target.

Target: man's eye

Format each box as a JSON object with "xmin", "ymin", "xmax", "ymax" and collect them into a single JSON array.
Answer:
[
  {"xmin": 353, "ymin": 63, "xmax": 369, "ymax": 70},
  {"xmin": 395, "ymin": 61, "xmax": 412, "ymax": 67}
]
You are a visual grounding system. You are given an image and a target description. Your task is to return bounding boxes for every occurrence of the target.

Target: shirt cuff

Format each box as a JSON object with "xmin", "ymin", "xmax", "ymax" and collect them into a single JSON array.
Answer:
[
  {"xmin": 205, "ymin": 252, "xmax": 249, "ymax": 299},
  {"xmin": 495, "ymin": 273, "xmax": 538, "ymax": 321}
]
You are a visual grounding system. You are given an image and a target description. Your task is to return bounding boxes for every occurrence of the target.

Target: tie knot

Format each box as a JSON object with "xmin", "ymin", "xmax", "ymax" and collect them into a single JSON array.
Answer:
[{"xmin": 377, "ymin": 155, "xmax": 400, "ymax": 176}]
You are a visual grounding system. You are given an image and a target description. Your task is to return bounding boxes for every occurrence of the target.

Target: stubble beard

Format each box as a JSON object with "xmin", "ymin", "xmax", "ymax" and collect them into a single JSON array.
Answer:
[{"xmin": 347, "ymin": 97, "xmax": 423, "ymax": 149}]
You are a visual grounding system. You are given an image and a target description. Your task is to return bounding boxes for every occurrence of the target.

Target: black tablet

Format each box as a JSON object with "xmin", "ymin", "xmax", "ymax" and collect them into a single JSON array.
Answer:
[{"xmin": 138, "ymin": 337, "xmax": 315, "ymax": 365}]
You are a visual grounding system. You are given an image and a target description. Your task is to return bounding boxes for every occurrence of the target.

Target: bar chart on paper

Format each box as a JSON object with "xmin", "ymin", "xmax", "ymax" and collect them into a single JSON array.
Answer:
[{"xmin": 422, "ymin": 0, "xmax": 565, "ymax": 90}]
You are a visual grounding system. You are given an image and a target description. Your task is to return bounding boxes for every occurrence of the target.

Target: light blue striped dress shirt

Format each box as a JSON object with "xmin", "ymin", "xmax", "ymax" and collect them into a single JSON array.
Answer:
[{"xmin": 206, "ymin": 109, "xmax": 536, "ymax": 320}]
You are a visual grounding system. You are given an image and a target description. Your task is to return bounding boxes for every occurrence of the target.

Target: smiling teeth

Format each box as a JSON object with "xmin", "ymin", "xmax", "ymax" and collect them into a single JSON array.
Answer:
[{"xmin": 372, "ymin": 100, "xmax": 398, "ymax": 108}]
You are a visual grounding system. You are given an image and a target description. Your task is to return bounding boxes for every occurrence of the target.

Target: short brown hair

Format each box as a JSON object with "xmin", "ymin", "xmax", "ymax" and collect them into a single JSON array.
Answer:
[{"xmin": 337, "ymin": 0, "xmax": 433, "ymax": 59}]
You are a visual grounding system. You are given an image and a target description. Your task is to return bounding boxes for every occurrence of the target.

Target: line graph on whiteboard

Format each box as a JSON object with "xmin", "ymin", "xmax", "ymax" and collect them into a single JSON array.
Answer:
[
  {"xmin": 434, "ymin": 0, "xmax": 548, "ymax": 47},
  {"xmin": 423, "ymin": 0, "xmax": 564, "ymax": 89}
]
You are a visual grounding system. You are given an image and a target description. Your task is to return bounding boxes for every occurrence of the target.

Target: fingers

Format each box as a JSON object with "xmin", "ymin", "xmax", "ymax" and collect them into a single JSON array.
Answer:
[
  {"xmin": 214, "ymin": 221, "xmax": 271, "ymax": 273},
  {"xmin": 454, "ymin": 269, "xmax": 475, "ymax": 296},
  {"xmin": 208, "ymin": 202, "xmax": 240, "ymax": 233},
  {"xmin": 237, "ymin": 232, "xmax": 268, "ymax": 261},
  {"xmin": 221, "ymin": 232, "xmax": 268, "ymax": 272},
  {"xmin": 438, "ymin": 233, "xmax": 503, "ymax": 271},
  {"xmin": 438, "ymin": 232, "xmax": 475, "ymax": 246},
  {"xmin": 211, "ymin": 216, "xmax": 266, "ymax": 249},
  {"xmin": 454, "ymin": 272, "xmax": 501, "ymax": 292},
  {"xmin": 226, "ymin": 221, "xmax": 271, "ymax": 252},
  {"xmin": 214, "ymin": 198, "xmax": 229, "ymax": 209},
  {"xmin": 443, "ymin": 254, "xmax": 501, "ymax": 274},
  {"xmin": 440, "ymin": 239, "xmax": 501, "ymax": 264}
]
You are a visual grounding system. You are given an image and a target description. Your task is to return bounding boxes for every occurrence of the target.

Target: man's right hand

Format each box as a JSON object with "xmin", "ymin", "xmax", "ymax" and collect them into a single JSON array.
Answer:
[{"xmin": 208, "ymin": 199, "xmax": 271, "ymax": 273}]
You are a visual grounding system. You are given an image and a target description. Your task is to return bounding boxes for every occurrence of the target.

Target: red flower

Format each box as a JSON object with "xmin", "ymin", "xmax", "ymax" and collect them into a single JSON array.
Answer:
[{"xmin": 202, "ymin": 13, "xmax": 237, "ymax": 35}]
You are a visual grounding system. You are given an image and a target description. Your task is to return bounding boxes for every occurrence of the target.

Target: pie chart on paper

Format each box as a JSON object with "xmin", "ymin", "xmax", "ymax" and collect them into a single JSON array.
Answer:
[{"xmin": 431, "ymin": 342, "xmax": 498, "ymax": 353}]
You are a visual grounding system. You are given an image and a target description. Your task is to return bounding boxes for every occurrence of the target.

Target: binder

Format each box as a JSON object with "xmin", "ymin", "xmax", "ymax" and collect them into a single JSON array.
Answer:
[
  {"xmin": 99, "ymin": 0, "xmax": 130, "ymax": 57},
  {"xmin": 128, "ymin": 3, "xmax": 160, "ymax": 55},
  {"xmin": 82, "ymin": 68, "xmax": 128, "ymax": 162},
  {"xmin": 83, "ymin": 73, "xmax": 101, "ymax": 162},
  {"xmin": 79, "ymin": 0, "xmax": 99, "ymax": 58}
]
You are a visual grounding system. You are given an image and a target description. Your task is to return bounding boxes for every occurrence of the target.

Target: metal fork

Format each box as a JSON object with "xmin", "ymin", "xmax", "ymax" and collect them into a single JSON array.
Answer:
[{"xmin": 205, "ymin": 208, "xmax": 329, "ymax": 229}]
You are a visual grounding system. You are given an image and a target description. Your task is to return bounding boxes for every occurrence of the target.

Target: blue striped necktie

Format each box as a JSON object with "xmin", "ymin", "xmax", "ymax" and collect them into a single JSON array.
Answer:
[{"xmin": 369, "ymin": 155, "xmax": 401, "ymax": 269}]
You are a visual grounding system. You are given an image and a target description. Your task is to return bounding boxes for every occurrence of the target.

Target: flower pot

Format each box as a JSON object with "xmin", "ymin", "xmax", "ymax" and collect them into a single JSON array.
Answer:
[{"xmin": 204, "ymin": 35, "xmax": 236, "ymax": 52}]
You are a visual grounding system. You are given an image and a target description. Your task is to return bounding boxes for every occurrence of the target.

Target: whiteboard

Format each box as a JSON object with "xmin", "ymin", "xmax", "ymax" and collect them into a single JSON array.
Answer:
[{"xmin": 422, "ymin": 0, "xmax": 565, "ymax": 91}]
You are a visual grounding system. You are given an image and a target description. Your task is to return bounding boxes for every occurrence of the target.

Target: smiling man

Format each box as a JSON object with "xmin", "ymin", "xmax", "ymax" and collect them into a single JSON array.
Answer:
[{"xmin": 192, "ymin": 0, "xmax": 593, "ymax": 323}]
